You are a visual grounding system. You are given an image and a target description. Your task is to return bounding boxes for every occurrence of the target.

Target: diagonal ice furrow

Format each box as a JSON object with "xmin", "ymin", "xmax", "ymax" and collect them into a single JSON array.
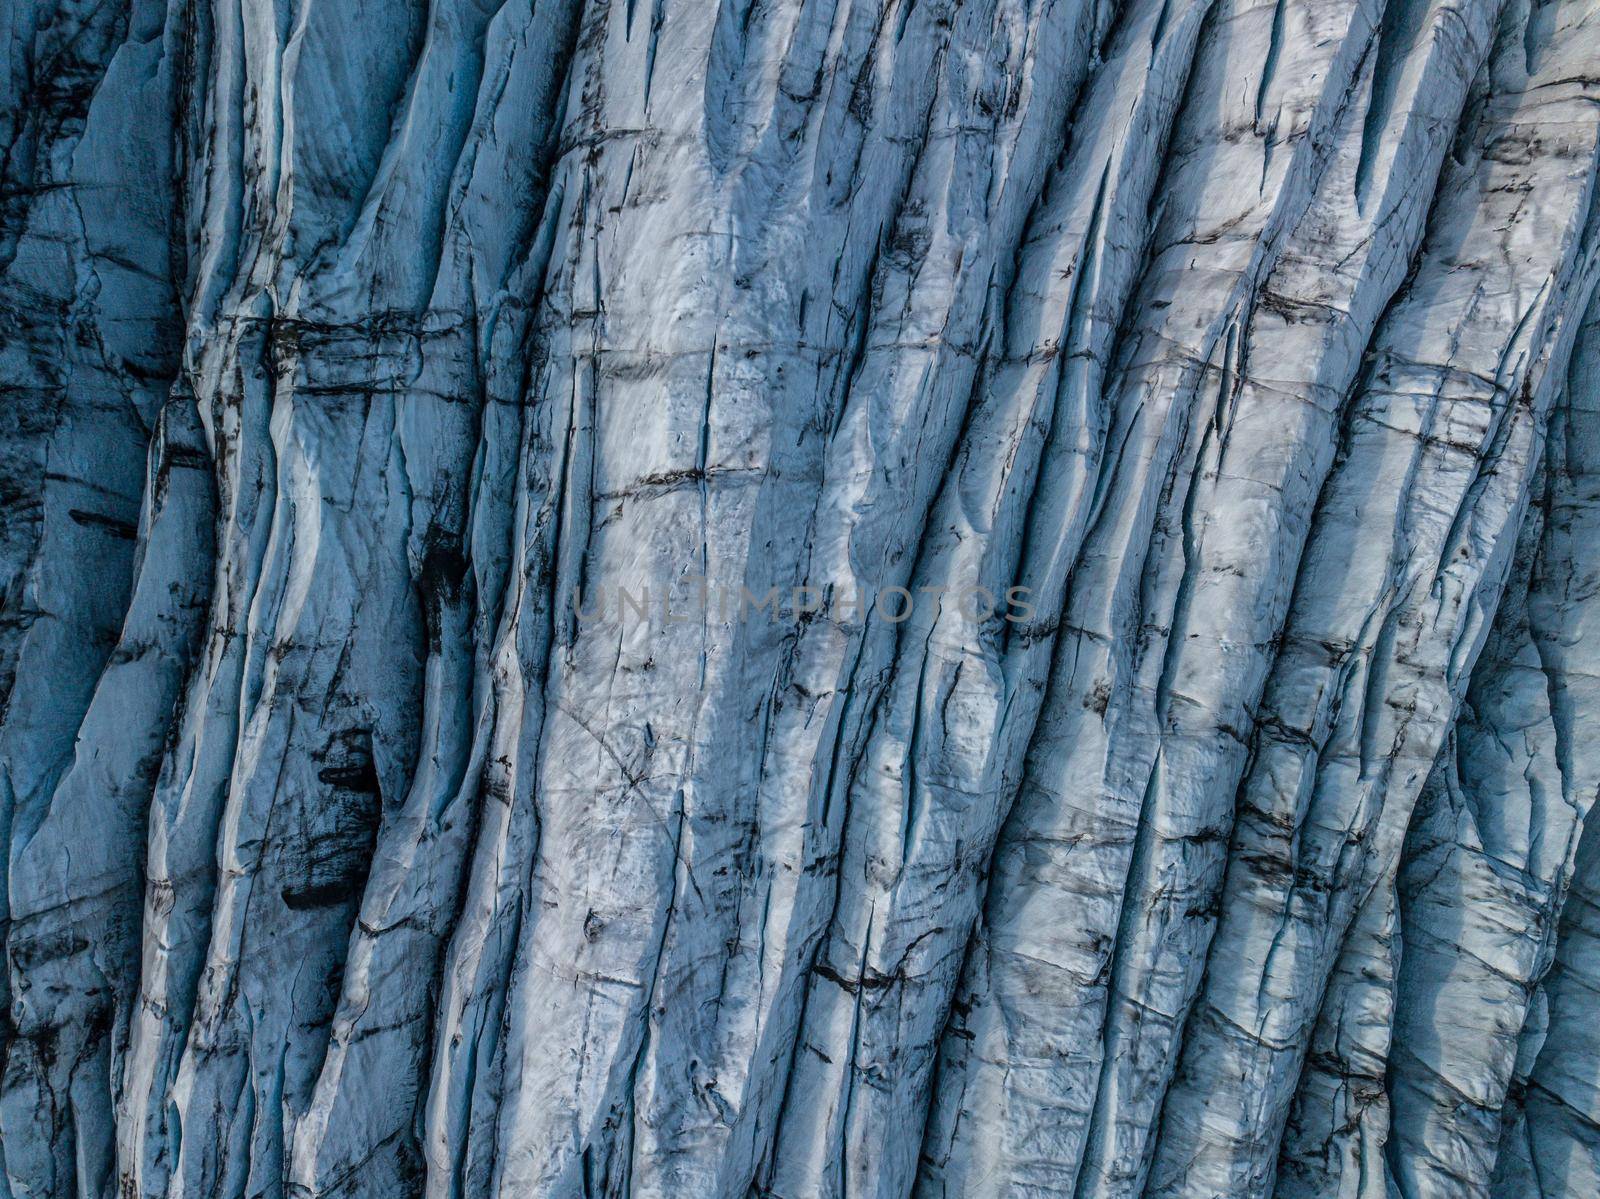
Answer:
[
  {"xmin": 0, "ymin": 2, "xmax": 189, "ymax": 1195},
  {"xmin": 1277, "ymin": 19, "xmax": 1600, "ymax": 1196},
  {"xmin": 1486, "ymin": 293, "xmax": 1600, "ymax": 1199},
  {"xmin": 1491, "ymin": 733, "xmax": 1600, "ymax": 1197},
  {"xmin": 453, "ymin": 0, "xmax": 971, "ymax": 1192},
  {"xmin": 1331, "ymin": 288, "xmax": 1600, "ymax": 1197},
  {"xmin": 439, "ymin": 2, "xmax": 1104, "ymax": 1194},
  {"xmin": 1146, "ymin": 1, "xmax": 1600, "ymax": 1194},
  {"xmin": 1368, "ymin": 285, "xmax": 1600, "ymax": 1199},
  {"xmin": 1097, "ymin": 0, "xmax": 1526, "ymax": 1187},
  {"xmin": 478, "ymin": 2, "xmax": 1108, "ymax": 1193},
  {"xmin": 282, "ymin": 2, "xmax": 583, "ymax": 1194},
  {"xmin": 910, "ymin": 0, "xmax": 1220, "ymax": 1187},
  {"xmin": 748, "ymin": 1, "xmax": 1120, "ymax": 1194},
  {"xmin": 629, "ymin": 0, "xmax": 1097, "ymax": 1182},
  {"xmin": 902, "ymin": 0, "xmax": 1465, "ymax": 1184},
  {"xmin": 1064, "ymin": 0, "xmax": 1516, "ymax": 1190},
  {"xmin": 115, "ymin": 2, "xmax": 579, "ymax": 1196},
  {"xmin": 2, "ymin": 394, "xmax": 213, "ymax": 1199},
  {"xmin": 6, "ymin": 1, "xmax": 1600, "ymax": 1197},
  {"xmin": 942, "ymin": 0, "xmax": 1388, "ymax": 1177},
  {"xmin": 550, "ymin": 6, "xmax": 984, "ymax": 1190}
]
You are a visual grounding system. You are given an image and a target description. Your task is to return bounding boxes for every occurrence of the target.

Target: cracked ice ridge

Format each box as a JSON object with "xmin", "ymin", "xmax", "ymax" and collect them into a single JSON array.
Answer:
[{"xmin": 5, "ymin": 0, "xmax": 1600, "ymax": 1196}]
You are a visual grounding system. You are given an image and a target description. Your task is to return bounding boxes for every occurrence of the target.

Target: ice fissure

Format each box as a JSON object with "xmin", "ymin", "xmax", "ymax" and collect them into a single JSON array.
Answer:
[{"xmin": 4, "ymin": 0, "xmax": 1600, "ymax": 1197}]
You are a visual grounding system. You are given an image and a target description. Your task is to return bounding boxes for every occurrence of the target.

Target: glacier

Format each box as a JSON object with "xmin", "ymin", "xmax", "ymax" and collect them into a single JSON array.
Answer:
[{"xmin": 4, "ymin": 0, "xmax": 1600, "ymax": 1196}]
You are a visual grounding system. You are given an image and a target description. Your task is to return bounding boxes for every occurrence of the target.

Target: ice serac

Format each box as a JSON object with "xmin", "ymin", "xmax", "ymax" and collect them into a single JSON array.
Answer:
[{"xmin": 4, "ymin": 1, "xmax": 1600, "ymax": 1198}]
